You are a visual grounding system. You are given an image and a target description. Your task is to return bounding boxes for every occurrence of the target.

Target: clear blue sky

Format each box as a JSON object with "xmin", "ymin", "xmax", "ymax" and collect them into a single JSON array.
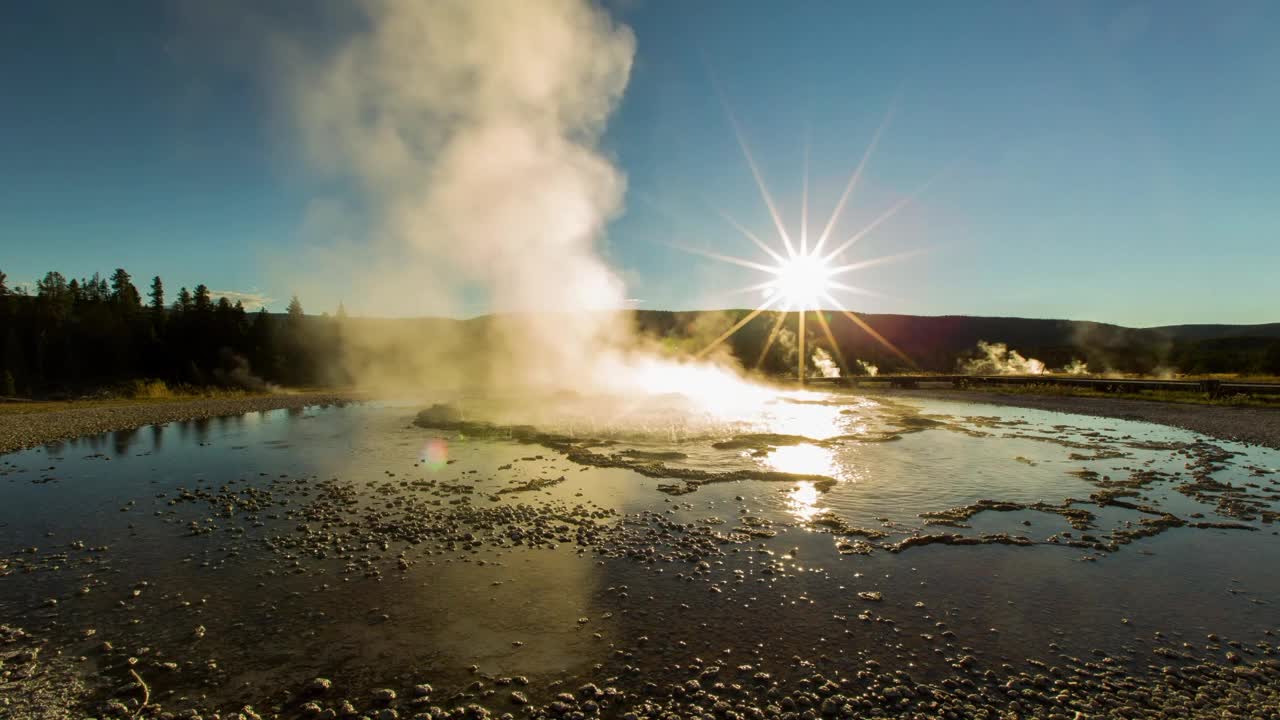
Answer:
[{"xmin": 2, "ymin": 1, "xmax": 1276, "ymax": 327}]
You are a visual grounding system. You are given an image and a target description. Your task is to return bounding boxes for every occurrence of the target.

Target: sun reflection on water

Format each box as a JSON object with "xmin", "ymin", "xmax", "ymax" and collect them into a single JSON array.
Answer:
[
  {"xmin": 786, "ymin": 480, "xmax": 823, "ymax": 522},
  {"xmin": 764, "ymin": 444, "xmax": 838, "ymax": 477},
  {"xmin": 762, "ymin": 443, "xmax": 848, "ymax": 523}
]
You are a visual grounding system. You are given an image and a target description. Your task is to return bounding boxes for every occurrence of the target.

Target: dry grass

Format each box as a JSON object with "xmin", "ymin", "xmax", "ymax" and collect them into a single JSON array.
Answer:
[
  {"xmin": 954, "ymin": 382, "xmax": 1280, "ymax": 408},
  {"xmin": 1154, "ymin": 373, "xmax": 1280, "ymax": 383}
]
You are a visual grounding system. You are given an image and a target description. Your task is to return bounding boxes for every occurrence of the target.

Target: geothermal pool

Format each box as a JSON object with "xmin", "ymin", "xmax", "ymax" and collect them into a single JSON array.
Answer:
[{"xmin": 2, "ymin": 391, "xmax": 1278, "ymax": 718}]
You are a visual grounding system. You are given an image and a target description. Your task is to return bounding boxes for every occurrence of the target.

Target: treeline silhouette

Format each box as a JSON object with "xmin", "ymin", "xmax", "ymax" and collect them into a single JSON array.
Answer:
[{"xmin": 0, "ymin": 268, "xmax": 346, "ymax": 397}]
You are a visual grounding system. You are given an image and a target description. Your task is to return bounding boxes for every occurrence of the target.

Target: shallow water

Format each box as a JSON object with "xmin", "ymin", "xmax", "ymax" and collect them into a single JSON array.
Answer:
[{"xmin": 2, "ymin": 391, "xmax": 1278, "ymax": 713}]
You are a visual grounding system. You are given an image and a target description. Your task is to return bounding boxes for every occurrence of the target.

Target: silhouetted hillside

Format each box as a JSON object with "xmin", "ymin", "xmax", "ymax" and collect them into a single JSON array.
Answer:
[
  {"xmin": 631, "ymin": 310, "xmax": 1280, "ymax": 376},
  {"xmin": 272, "ymin": 310, "xmax": 1280, "ymax": 377},
  {"xmin": 1148, "ymin": 323, "xmax": 1280, "ymax": 341}
]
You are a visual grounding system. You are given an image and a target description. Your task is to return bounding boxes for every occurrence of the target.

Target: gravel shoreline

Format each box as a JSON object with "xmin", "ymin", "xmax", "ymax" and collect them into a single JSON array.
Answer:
[
  {"xmin": 0, "ymin": 392, "xmax": 355, "ymax": 455},
  {"xmin": 870, "ymin": 387, "xmax": 1280, "ymax": 449}
]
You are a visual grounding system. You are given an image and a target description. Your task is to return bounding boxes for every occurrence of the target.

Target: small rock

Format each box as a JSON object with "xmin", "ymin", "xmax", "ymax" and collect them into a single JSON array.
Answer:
[{"xmin": 372, "ymin": 688, "xmax": 396, "ymax": 703}]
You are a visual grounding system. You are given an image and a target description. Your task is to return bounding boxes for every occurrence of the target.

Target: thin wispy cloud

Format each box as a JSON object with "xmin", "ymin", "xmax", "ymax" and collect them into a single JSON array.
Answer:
[{"xmin": 210, "ymin": 289, "xmax": 274, "ymax": 311}]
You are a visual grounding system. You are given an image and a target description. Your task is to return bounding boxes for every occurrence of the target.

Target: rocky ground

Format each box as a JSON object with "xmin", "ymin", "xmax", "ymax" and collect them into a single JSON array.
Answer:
[
  {"xmin": 0, "ymin": 393, "xmax": 355, "ymax": 454},
  {"xmin": 867, "ymin": 387, "xmax": 1280, "ymax": 450},
  {"xmin": 0, "ymin": 624, "xmax": 87, "ymax": 720},
  {"xmin": 6, "ymin": 467, "xmax": 1278, "ymax": 720}
]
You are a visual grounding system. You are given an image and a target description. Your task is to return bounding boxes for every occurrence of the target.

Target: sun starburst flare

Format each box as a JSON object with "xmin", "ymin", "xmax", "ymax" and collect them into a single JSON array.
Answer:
[{"xmin": 679, "ymin": 95, "xmax": 930, "ymax": 382}]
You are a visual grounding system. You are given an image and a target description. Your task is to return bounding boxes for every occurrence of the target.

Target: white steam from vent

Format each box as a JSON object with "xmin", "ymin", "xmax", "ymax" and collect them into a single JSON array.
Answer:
[
  {"xmin": 962, "ymin": 341, "xmax": 1048, "ymax": 376},
  {"xmin": 1060, "ymin": 358, "xmax": 1090, "ymax": 376},
  {"xmin": 812, "ymin": 348, "xmax": 841, "ymax": 379},
  {"xmin": 961, "ymin": 341, "xmax": 1090, "ymax": 376},
  {"xmin": 269, "ymin": 0, "xmax": 777, "ymax": 404},
  {"xmin": 284, "ymin": 2, "xmax": 634, "ymax": 318},
  {"xmin": 273, "ymin": 0, "xmax": 663, "ymax": 391}
]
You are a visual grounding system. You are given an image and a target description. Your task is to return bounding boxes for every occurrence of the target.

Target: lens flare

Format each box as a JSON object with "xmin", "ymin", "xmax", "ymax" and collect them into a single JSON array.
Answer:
[{"xmin": 419, "ymin": 437, "xmax": 449, "ymax": 471}]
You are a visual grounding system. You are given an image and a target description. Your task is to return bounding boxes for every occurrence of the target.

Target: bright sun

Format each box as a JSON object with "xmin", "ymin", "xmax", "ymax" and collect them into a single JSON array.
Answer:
[
  {"xmin": 769, "ymin": 253, "xmax": 833, "ymax": 310},
  {"xmin": 673, "ymin": 96, "xmax": 932, "ymax": 380}
]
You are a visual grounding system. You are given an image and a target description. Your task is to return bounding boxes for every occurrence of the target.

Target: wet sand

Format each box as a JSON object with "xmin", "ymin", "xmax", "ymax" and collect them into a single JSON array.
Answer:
[
  {"xmin": 0, "ymin": 392, "xmax": 354, "ymax": 454},
  {"xmin": 868, "ymin": 387, "xmax": 1280, "ymax": 449}
]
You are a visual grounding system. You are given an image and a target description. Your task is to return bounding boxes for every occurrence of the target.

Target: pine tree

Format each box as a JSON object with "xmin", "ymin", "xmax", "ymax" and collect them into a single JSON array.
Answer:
[
  {"xmin": 83, "ymin": 274, "xmax": 105, "ymax": 302},
  {"xmin": 283, "ymin": 296, "xmax": 307, "ymax": 385},
  {"xmin": 149, "ymin": 276, "xmax": 165, "ymax": 312},
  {"xmin": 110, "ymin": 268, "xmax": 142, "ymax": 310},
  {"xmin": 193, "ymin": 285, "xmax": 212, "ymax": 313},
  {"xmin": 250, "ymin": 308, "xmax": 278, "ymax": 380},
  {"xmin": 36, "ymin": 272, "xmax": 72, "ymax": 320},
  {"xmin": 0, "ymin": 269, "xmax": 8, "ymax": 296},
  {"xmin": 36, "ymin": 271, "xmax": 68, "ymax": 299},
  {"xmin": 174, "ymin": 287, "xmax": 193, "ymax": 312}
]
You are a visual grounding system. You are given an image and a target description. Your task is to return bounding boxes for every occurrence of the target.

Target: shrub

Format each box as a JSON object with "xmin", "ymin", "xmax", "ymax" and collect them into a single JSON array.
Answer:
[{"xmin": 127, "ymin": 379, "xmax": 174, "ymax": 399}]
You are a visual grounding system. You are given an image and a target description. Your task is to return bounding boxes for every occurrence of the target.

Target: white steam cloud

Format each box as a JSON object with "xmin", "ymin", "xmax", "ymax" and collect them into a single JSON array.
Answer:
[
  {"xmin": 1060, "ymin": 358, "xmax": 1090, "ymax": 376},
  {"xmin": 961, "ymin": 341, "xmax": 1091, "ymax": 376},
  {"xmin": 274, "ymin": 0, "xmax": 647, "ymax": 390},
  {"xmin": 962, "ymin": 341, "xmax": 1048, "ymax": 376},
  {"xmin": 268, "ymin": 0, "xmax": 763, "ymax": 403},
  {"xmin": 283, "ymin": 0, "xmax": 633, "ymax": 306},
  {"xmin": 812, "ymin": 348, "xmax": 840, "ymax": 379},
  {"xmin": 855, "ymin": 359, "xmax": 879, "ymax": 377}
]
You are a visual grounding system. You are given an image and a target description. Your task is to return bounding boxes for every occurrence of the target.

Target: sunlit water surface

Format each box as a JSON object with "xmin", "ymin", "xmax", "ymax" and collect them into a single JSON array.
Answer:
[{"xmin": 2, "ymin": 391, "xmax": 1278, "ymax": 711}]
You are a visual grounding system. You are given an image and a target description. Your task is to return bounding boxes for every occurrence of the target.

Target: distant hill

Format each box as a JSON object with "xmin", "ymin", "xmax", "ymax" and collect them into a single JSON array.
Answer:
[
  {"xmin": 1147, "ymin": 323, "xmax": 1280, "ymax": 342},
  {"xmin": 332, "ymin": 310, "xmax": 1280, "ymax": 376}
]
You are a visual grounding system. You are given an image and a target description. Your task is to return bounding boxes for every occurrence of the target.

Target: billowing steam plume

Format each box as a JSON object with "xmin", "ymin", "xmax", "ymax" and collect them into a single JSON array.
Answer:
[
  {"xmin": 811, "ymin": 348, "xmax": 840, "ymax": 379},
  {"xmin": 961, "ymin": 341, "xmax": 1090, "ymax": 376},
  {"xmin": 1060, "ymin": 359, "xmax": 1090, "ymax": 376},
  {"xmin": 962, "ymin": 341, "xmax": 1048, "ymax": 376},
  {"xmin": 275, "ymin": 0, "xmax": 683, "ymax": 395},
  {"xmin": 855, "ymin": 359, "xmax": 879, "ymax": 377}
]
